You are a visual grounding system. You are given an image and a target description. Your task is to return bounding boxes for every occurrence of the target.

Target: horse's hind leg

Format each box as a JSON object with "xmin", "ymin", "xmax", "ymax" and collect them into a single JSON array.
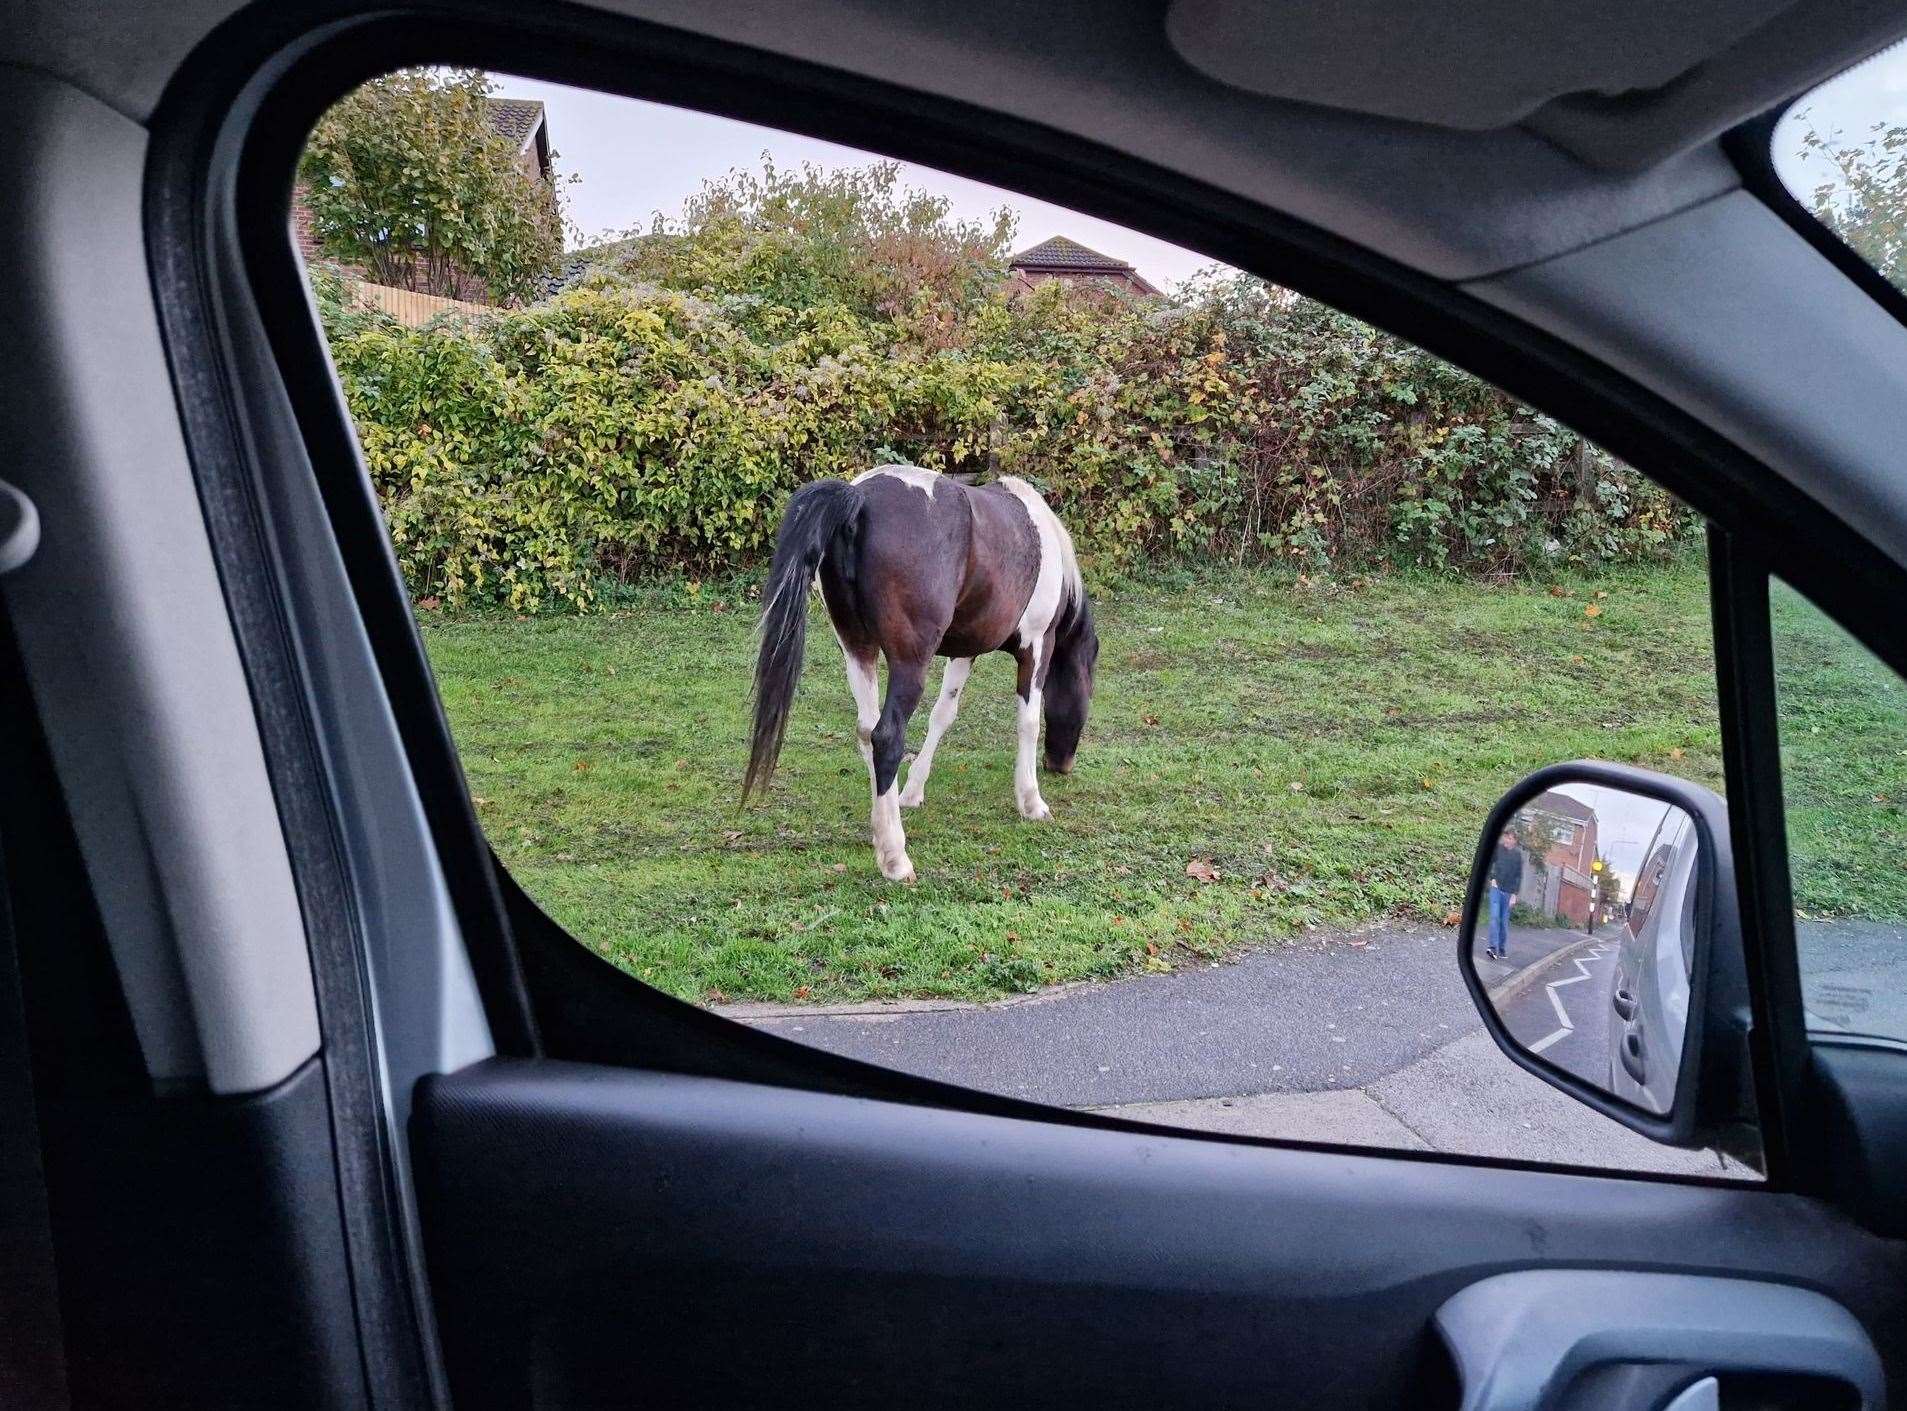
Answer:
[
  {"xmin": 868, "ymin": 654, "xmax": 928, "ymax": 882},
  {"xmin": 899, "ymin": 657, "xmax": 971, "ymax": 808},
  {"xmin": 839, "ymin": 642, "xmax": 880, "ymax": 772},
  {"xmin": 836, "ymin": 644, "xmax": 908, "ymax": 879}
]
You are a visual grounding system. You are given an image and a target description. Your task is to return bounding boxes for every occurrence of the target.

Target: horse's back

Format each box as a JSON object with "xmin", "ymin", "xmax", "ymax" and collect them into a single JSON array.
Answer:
[
  {"xmin": 825, "ymin": 467, "xmax": 973, "ymax": 659},
  {"xmin": 824, "ymin": 466, "xmax": 1044, "ymax": 662}
]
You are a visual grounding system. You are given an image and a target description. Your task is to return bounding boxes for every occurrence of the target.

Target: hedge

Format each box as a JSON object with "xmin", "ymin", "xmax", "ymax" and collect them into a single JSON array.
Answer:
[{"xmin": 316, "ymin": 216, "xmax": 1694, "ymax": 611}]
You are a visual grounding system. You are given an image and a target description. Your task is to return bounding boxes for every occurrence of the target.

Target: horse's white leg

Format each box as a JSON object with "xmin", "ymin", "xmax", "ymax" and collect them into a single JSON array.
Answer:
[
  {"xmin": 1015, "ymin": 685, "xmax": 1052, "ymax": 821},
  {"xmin": 840, "ymin": 647, "xmax": 913, "ymax": 879},
  {"xmin": 868, "ymin": 657, "xmax": 927, "ymax": 882},
  {"xmin": 899, "ymin": 657, "xmax": 971, "ymax": 808},
  {"xmin": 840, "ymin": 645, "xmax": 880, "ymax": 768},
  {"xmin": 870, "ymin": 787, "xmax": 912, "ymax": 882}
]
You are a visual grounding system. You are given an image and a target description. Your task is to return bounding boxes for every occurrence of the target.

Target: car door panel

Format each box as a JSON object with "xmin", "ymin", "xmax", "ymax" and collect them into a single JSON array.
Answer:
[{"xmin": 413, "ymin": 1059, "xmax": 1907, "ymax": 1409}]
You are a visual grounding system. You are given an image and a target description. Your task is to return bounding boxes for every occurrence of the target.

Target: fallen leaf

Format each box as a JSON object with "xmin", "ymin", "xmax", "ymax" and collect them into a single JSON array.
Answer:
[
  {"xmin": 1420, "ymin": 777, "xmax": 1435, "ymax": 791},
  {"xmin": 1186, "ymin": 858, "xmax": 1221, "ymax": 883},
  {"xmin": 1288, "ymin": 780, "xmax": 1305, "ymax": 792},
  {"xmin": 1443, "ymin": 910, "xmax": 1463, "ymax": 927},
  {"xmin": 572, "ymin": 759, "xmax": 592, "ymax": 773},
  {"xmin": 1145, "ymin": 941, "xmax": 1159, "ymax": 956},
  {"xmin": 1583, "ymin": 603, "xmax": 1601, "ymax": 618},
  {"xmin": 1142, "ymin": 713, "xmax": 1160, "ymax": 727},
  {"xmin": 793, "ymin": 985, "xmax": 811, "ymax": 999},
  {"xmin": 1548, "ymin": 586, "xmax": 1570, "ymax": 598},
  {"xmin": 1669, "ymin": 746, "xmax": 1685, "ymax": 760},
  {"xmin": 417, "ymin": 595, "xmax": 442, "ymax": 611}
]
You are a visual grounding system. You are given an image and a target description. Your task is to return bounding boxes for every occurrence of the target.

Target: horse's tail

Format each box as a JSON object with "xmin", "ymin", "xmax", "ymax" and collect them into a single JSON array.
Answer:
[{"xmin": 744, "ymin": 478, "xmax": 865, "ymax": 801}]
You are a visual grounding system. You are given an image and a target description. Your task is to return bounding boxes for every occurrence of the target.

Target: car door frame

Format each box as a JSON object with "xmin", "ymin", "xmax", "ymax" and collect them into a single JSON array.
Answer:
[{"xmin": 139, "ymin": 0, "xmax": 1907, "ymax": 1397}]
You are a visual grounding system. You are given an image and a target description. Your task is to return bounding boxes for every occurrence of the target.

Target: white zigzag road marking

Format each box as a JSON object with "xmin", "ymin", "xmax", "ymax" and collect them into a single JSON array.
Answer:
[{"xmin": 1526, "ymin": 943, "xmax": 1608, "ymax": 1056}]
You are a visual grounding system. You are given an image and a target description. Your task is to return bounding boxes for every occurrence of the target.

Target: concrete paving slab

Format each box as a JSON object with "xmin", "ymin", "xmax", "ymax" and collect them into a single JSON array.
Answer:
[{"xmin": 1092, "ymin": 1087, "xmax": 1432, "ymax": 1149}]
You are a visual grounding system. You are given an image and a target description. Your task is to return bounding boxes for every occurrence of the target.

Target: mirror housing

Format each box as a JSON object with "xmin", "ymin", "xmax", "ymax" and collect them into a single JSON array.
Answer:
[{"xmin": 1457, "ymin": 761, "xmax": 1756, "ymax": 1153}]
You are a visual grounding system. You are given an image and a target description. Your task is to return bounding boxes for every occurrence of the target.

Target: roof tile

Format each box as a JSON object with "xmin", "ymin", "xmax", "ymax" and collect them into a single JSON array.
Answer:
[{"xmin": 1008, "ymin": 235, "xmax": 1135, "ymax": 272}]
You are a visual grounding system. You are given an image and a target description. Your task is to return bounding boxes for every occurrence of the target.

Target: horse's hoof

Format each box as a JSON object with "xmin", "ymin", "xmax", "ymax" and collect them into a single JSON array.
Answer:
[
  {"xmin": 1018, "ymin": 798, "xmax": 1053, "ymax": 822},
  {"xmin": 879, "ymin": 855, "xmax": 917, "ymax": 884}
]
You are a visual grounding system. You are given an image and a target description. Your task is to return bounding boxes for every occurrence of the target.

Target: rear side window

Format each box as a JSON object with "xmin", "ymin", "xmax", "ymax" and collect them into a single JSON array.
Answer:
[
  {"xmin": 297, "ymin": 69, "xmax": 1755, "ymax": 1177},
  {"xmin": 1772, "ymin": 43, "xmax": 1907, "ymax": 291},
  {"xmin": 1771, "ymin": 581, "xmax": 1907, "ymax": 1041}
]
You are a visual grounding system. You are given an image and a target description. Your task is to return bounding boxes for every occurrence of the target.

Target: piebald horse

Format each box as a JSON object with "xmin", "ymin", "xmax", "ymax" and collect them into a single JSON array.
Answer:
[{"xmin": 745, "ymin": 465, "xmax": 1098, "ymax": 882}]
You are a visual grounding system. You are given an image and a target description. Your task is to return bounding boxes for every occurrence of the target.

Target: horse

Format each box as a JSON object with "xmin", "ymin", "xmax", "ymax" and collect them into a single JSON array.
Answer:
[{"xmin": 744, "ymin": 464, "xmax": 1099, "ymax": 883}]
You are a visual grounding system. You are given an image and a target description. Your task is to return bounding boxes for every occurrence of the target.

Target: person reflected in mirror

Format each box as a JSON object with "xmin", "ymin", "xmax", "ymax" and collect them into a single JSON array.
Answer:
[{"xmin": 1486, "ymin": 828, "xmax": 1523, "ymax": 960}]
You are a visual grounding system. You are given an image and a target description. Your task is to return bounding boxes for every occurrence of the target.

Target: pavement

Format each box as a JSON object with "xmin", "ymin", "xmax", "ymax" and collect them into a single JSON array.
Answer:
[{"xmin": 724, "ymin": 922, "xmax": 1742, "ymax": 1177}]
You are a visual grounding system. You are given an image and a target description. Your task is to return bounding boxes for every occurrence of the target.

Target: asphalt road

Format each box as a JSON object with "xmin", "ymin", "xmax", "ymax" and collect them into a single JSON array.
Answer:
[
  {"xmin": 1797, "ymin": 918, "xmax": 1907, "ymax": 1038},
  {"xmin": 728, "ymin": 920, "xmax": 1744, "ymax": 1175},
  {"xmin": 1494, "ymin": 932, "xmax": 1618, "ymax": 1086},
  {"xmin": 722, "ymin": 911, "xmax": 1907, "ymax": 1177},
  {"xmin": 735, "ymin": 925, "xmax": 1475, "ymax": 1107}
]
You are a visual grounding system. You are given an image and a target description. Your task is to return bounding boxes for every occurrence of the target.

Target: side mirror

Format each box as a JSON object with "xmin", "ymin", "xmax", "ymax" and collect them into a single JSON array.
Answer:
[{"xmin": 1458, "ymin": 761, "xmax": 1755, "ymax": 1153}]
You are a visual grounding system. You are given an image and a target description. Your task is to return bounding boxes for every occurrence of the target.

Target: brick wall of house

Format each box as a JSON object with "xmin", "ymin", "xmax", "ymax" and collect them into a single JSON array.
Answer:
[
  {"xmin": 1009, "ymin": 267, "xmax": 1154, "ymax": 298},
  {"xmin": 290, "ymin": 184, "xmax": 325, "ymax": 265}
]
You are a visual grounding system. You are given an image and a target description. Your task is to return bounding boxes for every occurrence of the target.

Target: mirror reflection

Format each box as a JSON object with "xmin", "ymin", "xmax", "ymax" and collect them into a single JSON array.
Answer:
[{"xmin": 1471, "ymin": 784, "xmax": 1700, "ymax": 1116}]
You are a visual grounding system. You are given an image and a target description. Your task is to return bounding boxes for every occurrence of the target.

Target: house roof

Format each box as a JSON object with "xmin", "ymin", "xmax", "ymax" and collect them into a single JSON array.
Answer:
[
  {"xmin": 1529, "ymin": 790, "xmax": 1597, "ymax": 823},
  {"xmin": 485, "ymin": 97, "xmax": 546, "ymax": 152},
  {"xmin": 1008, "ymin": 235, "xmax": 1135, "ymax": 273},
  {"xmin": 1008, "ymin": 235, "xmax": 1161, "ymax": 295}
]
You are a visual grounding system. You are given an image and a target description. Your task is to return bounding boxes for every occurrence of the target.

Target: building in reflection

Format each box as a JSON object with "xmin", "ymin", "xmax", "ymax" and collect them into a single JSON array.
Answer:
[{"xmin": 1519, "ymin": 790, "xmax": 1600, "ymax": 930}]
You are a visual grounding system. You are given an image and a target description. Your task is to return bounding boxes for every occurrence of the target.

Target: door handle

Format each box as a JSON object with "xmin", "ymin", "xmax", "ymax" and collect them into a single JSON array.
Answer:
[
  {"xmin": 1436, "ymin": 1271, "xmax": 1881, "ymax": 1411},
  {"xmin": 1662, "ymin": 1377, "xmax": 1717, "ymax": 1411},
  {"xmin": 1620, "ymin": 1029, "xmax": 1648, "ymax": 1085},
  {"xmin": 1612, "ymin": 987, "xmax": 1638, "ymax": 1021},
  {"xmin": 0, "ymin": 478, "xmax": 38, "ymax": 576}
]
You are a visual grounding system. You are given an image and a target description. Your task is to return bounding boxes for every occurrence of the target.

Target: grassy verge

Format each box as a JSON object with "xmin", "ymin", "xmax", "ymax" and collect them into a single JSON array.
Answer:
[
  {"xmin": 424, "ymin": 556, "xmax": 1725, "ymax": 1004},
  {"xmin": 1771, "ymin": 581, "xmax": 1907, "ymax": 922}
]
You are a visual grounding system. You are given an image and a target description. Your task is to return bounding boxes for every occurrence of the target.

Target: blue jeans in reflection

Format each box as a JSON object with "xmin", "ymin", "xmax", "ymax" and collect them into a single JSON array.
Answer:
[{"xmin": 1487, "ymin": 886, "xmax": 1512, "ymax": 960}]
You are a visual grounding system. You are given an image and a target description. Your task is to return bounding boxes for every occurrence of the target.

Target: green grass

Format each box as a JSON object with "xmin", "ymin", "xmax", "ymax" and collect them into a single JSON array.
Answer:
[
  {"xmin": 424, "ymin": 557, "xmax": 1728, "ymax": 1004},
  {"xmin": 1771, "ymin": 581, "xmax": 1907, "ymax": 922}
]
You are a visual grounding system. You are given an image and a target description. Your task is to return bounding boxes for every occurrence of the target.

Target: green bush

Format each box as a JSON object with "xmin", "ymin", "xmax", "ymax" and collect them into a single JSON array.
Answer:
[{"xmin": 318, "ymin": 158, "xmax": 1697, "ymax": 610}]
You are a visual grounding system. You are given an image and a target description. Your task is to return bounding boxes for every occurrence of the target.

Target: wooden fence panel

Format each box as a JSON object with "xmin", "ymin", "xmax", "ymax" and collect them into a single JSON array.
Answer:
[{"xmin": 348, "ymin": 279, "xmax": 492, "ymax": 327}]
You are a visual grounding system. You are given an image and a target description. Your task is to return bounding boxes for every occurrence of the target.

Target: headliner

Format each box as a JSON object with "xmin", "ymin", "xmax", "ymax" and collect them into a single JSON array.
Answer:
[{"xmin": 5, "ymin": 0, "xmax": 1904, "ymax": 282}]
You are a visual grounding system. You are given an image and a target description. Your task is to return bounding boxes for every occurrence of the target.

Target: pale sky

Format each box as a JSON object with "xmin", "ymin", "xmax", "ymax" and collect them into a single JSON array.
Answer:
[
  {"xmin": 497, "ymin": 40, "xmax": 1907, "ymax": 294},
  {"xmin": 492, "ymin": 75, "xmax": 1228, "ymax": 292},
  {"xmin": 1547, "ymin": 783, "xmax": 1681, "ymax": 899},
  {"xmin": 1772, "ymin": 42, "xmax": 1907, "ymax": 199}
]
